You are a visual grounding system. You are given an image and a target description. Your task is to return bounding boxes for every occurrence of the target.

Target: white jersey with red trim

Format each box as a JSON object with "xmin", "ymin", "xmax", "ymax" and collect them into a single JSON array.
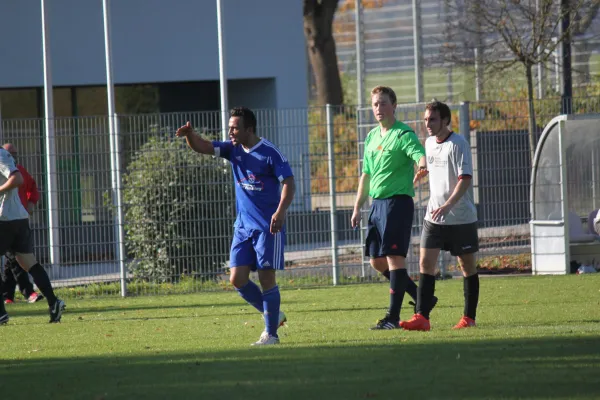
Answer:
[
  {"xmin": 0, "ymin": 148, "xmax": 29, "ymax": 221},
  {"xmin": 424, "ymin": 132, "xmax": 477, "ymax": 225}
]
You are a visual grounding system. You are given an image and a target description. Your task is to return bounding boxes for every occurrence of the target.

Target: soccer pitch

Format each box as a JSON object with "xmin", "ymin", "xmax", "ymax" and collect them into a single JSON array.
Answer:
[{"xmin": 2, "ymin": 275, "xmax": 600, "ymax": 399}]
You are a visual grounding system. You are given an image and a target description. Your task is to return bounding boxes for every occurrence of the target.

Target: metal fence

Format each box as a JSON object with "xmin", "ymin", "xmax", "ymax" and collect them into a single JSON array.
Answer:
[
  {"xmin": 1, "ymin": 98, "xmax": 599, "ymax": 296},
  {"xmin": 331, "ymin": 0, "xmax": 600, "ymax": 104}
]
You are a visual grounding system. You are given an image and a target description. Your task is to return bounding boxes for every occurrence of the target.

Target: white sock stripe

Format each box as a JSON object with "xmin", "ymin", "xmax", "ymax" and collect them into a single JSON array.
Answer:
[
  {"xmin": 279, "ymin": 233, "xmax": 283, "ymax": 269},
  {"xmin": 263, "ymin": 141, "xmax": 288, "ymax": 162},
  {"xmin": 275, "ymin": 232, "xmax": 282, "ymax": 270},
  {"xmin": 278, "ymin": 232, "xmax": 282, "ymax": 269},
  {"xmin": 263, "ymin": 285, "xmax": 279, "ymax": 295},
  {"xmin": 274, "ymin": 232, "xmax": 280, "ymax": 269}
]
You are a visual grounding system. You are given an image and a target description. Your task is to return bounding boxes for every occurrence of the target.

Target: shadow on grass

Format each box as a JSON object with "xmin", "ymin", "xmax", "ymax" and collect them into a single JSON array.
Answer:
[
  {"xmin": 6, "ymin": 300, "xmax": 302, "ymax": 318},
  {"xmin": 3, "ymin": 336, "xmax": 600, "ymax": 400}
]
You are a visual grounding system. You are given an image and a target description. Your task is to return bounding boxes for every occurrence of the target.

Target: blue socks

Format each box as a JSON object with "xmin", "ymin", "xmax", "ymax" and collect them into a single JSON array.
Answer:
[
  {"xmin": 236, "ymin": 281, "xmax": 281, "ymax": 337},
  {"xmin": 262, "ymin": 285, "xmax": 281, "ymax": 337},
  {"xmin": 236, "ymin": 281, "xmax": 264, "ymax": 313}
]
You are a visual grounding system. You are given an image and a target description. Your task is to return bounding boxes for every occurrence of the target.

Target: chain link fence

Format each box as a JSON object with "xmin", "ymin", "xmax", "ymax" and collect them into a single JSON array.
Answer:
[
  {"xmin": 1, "ymin": 98, "xmax": 599, "ymax": 296},
  {"xmin": 330, "ymin": 0, "xmax": 600, "ymax": 105}
]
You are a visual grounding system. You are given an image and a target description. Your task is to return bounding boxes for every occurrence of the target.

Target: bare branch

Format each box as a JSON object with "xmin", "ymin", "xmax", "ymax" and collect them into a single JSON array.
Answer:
[{"xmin": 571, "ymin": 0, "xmax": 600, "ymax": 35}]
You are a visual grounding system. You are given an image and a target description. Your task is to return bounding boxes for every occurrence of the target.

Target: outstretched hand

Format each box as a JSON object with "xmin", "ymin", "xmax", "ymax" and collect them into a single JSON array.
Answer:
[
  {"xmin": 176, "ymin": 121, "xmax": 194, "ymax": 138},
  {"xmin": 413, "ymin": 168, "xmax": 429, "ymax": 184}
]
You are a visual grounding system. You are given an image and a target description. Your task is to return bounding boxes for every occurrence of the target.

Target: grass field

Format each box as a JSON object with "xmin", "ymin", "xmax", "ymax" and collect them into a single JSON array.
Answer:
[
  {"xmin": 3, "ymin": 275, "xmax": 600, "ymax": 399},
  {"xmin": 344, "ymin": 53, "xmax": 600, "ymax": 105}
]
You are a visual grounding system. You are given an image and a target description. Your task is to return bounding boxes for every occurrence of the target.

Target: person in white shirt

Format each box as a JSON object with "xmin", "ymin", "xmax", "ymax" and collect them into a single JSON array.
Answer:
[
  {"xmin": 0, "ymin": 148, "xmax": 65, "ymax": 324},
  {"xmin": 402, "ymin": 100, "xmax": 480, "ymax": 331},
  {"xmin": 593, "ymin": 210, "xmax": 600, "ymax": 235}
]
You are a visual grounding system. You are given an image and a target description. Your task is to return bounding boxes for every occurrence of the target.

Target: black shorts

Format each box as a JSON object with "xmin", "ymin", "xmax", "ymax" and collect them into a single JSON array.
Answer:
[
  {"xmin": 420, "ymin": 219, "xmax": 479, "ymax": 256},
  {"xmin": 365, "ymin": 195, "xmax": 414, "ymax": 258},
  {"xmin": 0, "ymin": 219, "xmax": 34, "ymax": 255}
]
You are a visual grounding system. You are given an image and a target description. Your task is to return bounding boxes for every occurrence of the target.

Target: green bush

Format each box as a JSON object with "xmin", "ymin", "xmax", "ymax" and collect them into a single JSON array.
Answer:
[{"xmin": 121, "ymin": 135, "xmax": 233, "ymax": 282}]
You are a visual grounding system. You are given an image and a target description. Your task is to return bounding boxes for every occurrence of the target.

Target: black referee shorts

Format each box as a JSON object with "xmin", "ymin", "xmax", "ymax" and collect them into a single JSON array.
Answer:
[{"xmin": 365, "ymin": 194, "xmax": 414, "ymax": 258}]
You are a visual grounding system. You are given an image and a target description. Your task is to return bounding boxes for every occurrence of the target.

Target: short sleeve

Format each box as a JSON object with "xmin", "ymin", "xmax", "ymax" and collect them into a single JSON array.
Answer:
[
  {"xmin": 0, "ymin": 150, "xmax": 18, "ymax": 179},
  {"xmin": 211, "ymin": 141, "xmax": 234, "ymax": 160},
  {"xmin": 362, "ymin": 133, "xmax": 372, "ymax": 175},
  {"xmin": 399, "ymin": 131, "xmax": 426, "ymax": 164},
  {"xmin": 453, "ymin": 138, "xmax": 473, "ymax": 177},
  {"xmin": 271, "ymin": 150, "xmax": 293, "ymax": 182}
]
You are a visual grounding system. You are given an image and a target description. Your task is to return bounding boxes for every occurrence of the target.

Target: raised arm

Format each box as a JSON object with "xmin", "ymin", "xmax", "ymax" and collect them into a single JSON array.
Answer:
[{"xmin": 176, "ymin": 122, "xmax": 215, "ymax": 155}]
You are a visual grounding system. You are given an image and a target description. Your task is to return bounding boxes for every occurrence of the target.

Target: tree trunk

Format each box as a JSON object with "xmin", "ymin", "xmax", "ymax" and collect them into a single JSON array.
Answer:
[
  {"xmin": 525, "ymin": 63, "xmax": 537, "ymax": 165},
  {"xmin": 304, "ymin": 0, "xmax": 344, "ymax": 106}
]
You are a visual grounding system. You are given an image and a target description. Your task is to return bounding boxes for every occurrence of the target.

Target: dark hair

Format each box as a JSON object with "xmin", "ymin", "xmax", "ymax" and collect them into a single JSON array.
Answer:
[
  {"xmin": 229, "ymin": 107, "xmax": 257, "ymax": 133},
  {"xmin": 370, "ymin": 86, "xmax": 397, "ymax": 105},
  {"xmin": 425, "ymin": 101, "xmax": 451, "ymax": 125}
]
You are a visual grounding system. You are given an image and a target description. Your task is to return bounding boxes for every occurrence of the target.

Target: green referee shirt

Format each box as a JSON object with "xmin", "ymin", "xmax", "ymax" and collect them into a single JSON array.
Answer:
[{"xmin": 362, "ymin": 120, "xmax": 425, "ymax": 199}]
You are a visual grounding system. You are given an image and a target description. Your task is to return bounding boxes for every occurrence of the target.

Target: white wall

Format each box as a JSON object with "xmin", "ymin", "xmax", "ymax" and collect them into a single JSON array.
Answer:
[{"xmin": 0, "ymin": 0, "xmax": 308, "ymax": 109}]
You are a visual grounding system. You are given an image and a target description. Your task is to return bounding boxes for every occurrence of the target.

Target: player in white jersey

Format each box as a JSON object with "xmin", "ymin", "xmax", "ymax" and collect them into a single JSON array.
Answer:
[
  {"xmin": 0, "ymin": 148, "xmax": 65, "ymax": 324},
  {"xmin": 401, "ymin": 101, "xmax": 480, "ymax": 331}
]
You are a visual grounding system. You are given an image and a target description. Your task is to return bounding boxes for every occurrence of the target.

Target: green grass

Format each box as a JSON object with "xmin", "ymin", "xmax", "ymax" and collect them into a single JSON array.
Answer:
[
  {"xmin": 347, "ymin": 55, "xmax": 600, "ymax": 105},
  {"xmin": 3, "ymin": 275, "xmax": 600, "ymax": 399},
  {"xmin": 344, "ymin": 66, "xmax": 479, "ymax": 105},
  {"xmin": 366, "ymin": 67, "xmax": 478, "ymax": 102}
]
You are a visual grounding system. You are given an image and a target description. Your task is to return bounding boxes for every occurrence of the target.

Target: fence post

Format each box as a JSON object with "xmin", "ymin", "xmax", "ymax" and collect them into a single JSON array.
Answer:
[
  {"xmin": 474, "ymin": 48, "xmax": 481, "ymax": 102},
  {"xmin": 41, "ymin": 0, "xmax": 61, "ymax": 269},
  {"xmin": 355, "ymin": 106, "xmax": 368, "ymax": 278},
  {"xmin": 412, "ymin": 0, "xmax": 423, "ymax": 103},
  {"xmin": 113, "ymin": 114, "xmax": 127, "ymax": 297},
  {"xmin": 355, "ymin": 0, "xmax": 365, "ymax": 107},
  {"xmin": 593, "ymin": 148, "xmax": 597, "ymax": 210},
  {"xmin": 326, "ymin": 104, "xmax": 340, "ymax": 285},
  {"xmin": 460, "ymin": 102, "xmax": 475, "ymax": 207},
  {"xmin": 460, "ymin": 101, "xmax": 471, "ymax": 145}
]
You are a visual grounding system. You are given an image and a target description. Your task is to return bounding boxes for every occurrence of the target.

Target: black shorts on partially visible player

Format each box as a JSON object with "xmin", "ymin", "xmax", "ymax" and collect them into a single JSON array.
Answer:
[
  {"xmin": 0, "ymin": 219, "xmax": 34, "ymax": 255},
  {"xmin": 365, "ymin": 194, "xmax": 414, "ymax": 258},
  {"xmin": 420, "ymin": 219, "xmax": 479, "ymax": 256}
]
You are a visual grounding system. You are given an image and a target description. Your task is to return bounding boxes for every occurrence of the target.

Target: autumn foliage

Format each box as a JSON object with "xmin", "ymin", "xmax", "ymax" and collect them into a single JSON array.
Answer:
[{"xmin": 307, "ymin": 108, "xmax": 361, "ymax": 194}]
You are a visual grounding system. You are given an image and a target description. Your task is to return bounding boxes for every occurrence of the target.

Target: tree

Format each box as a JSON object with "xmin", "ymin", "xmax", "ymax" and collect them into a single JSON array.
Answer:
[
  {"xmin": 441, "ymin": 0, "xmax": 600, "ymax": 163},
  {"xmin": 304, "ymin": 0, "xmax": 390, "ymax": 106},
  {"xmin": 304, "ymin": 0, "xmax": 344, "ymax": 106},
  {"xmin": 120, "ymin": 134, "xmax": 233, "ymax": 282},
  {"xmin": 570, "ymin": 1, "xmax": 600, "ymax": 84}
]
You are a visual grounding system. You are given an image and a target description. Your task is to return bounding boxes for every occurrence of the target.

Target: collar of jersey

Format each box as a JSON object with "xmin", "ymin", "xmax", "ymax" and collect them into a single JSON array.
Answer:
[
  {"xmin": 436, "ymin": 131, "xmax": 454, "ymax": 144},
  {"xmin": 242, "ymin": 138, "xmax": 264, "ymax": 153}
]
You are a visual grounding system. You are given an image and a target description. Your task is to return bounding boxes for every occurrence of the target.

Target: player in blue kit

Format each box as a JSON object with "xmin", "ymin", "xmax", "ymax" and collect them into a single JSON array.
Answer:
[{"xmin": 176, "ymin": 107, "xmax": 295, "ymax": 346}]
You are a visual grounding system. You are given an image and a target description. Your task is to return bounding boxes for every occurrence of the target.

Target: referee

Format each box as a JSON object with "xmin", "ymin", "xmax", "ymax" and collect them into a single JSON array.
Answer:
[{"xmin": 351, "ymin": 86, "xmax": 435, "ymax": 330}]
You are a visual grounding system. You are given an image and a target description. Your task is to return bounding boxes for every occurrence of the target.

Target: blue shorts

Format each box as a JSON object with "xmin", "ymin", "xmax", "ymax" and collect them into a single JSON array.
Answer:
[
  {"xmin": 230, "ymin": 228, "xmax": 285, "ymax": 271},
  {"xmin": 365, "ymin": 194, "xmax": 414, "ymax": 258}
]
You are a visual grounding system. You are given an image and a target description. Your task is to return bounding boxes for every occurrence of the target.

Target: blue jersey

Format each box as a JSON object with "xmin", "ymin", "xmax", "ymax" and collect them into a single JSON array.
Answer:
[{"xmin": 213, "ymin": 139, "xmax": 293, "ymax": 232}]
